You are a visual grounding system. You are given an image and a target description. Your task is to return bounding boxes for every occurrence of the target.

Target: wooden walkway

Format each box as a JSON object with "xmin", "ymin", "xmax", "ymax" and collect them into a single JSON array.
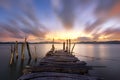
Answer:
[
  {"xmin": 18, "ymin": 72, "xmax": 98, "ymax": 80},
  {"xmin": 18, "ymin": 50, "xmax": 99, "ymax": 80}
]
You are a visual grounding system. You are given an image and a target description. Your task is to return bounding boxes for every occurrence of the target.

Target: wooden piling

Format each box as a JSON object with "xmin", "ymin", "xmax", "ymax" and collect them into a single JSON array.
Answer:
[
  {"xmin": 68, "ymin": 39, "xmax": 71, "ymax": 53},
  {"xmin": 63, "ymin": 42, "xmax": 65, "ymax": 51},
  {"xmin": 34, "ymin": 46, "xmax": 37, "ymax": 62},
  {"xmin": 13, "ymin": 44, "xmax": 16, "ymax": 53},
  {"xmin": 21, "ymin": 43, "xmax": 25, "ymax": 60},
  {"xmin": 51, "ymin": 38, "xmax": 55, "ymax": 51},
  {"xmin": 26, "ymin": 42, "xmax": 31, "ymax": 59},
  {"xmin": 15, "ymin": 41, "xmax": 18, "ymax": 59},
  {"xmin": 27, "ymin": 58, "xmax": 31, "ymax": 65},
  {"xmin": 66, "ymin": 40, "xmax": 68, "ymax": 51},
  {"xmin": 9, "ymin": 45, "xmax": 14, "ymax": 65},
  {"xmin": 71, "ymin": 43, "xmax": 76, "ymax": 54}
]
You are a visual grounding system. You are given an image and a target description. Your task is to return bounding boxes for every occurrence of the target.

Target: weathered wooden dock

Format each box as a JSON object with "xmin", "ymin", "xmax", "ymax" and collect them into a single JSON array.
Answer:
[
  {"xmin": 18, "ymin": 40, "xmax": 99, "ymax": 80},
  {"xmin": 18, "ymin": 50, "xmax": 100, "ymax": 80}
]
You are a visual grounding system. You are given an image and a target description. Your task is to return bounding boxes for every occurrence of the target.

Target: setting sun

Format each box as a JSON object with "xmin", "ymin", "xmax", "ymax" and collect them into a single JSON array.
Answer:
[{"xmin": 45, "ymin": 31, "xmax": 93, "ymax": 41}]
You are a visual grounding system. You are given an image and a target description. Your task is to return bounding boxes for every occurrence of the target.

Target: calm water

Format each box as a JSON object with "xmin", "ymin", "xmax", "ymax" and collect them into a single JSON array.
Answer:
[{"xmin": 0, "ymin": 44, "xmax": 120, "ymax": 80}]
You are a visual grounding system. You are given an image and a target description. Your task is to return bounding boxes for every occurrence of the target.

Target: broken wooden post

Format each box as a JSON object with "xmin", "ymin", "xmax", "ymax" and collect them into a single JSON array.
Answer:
[
  {"xmin": 51, "ymin": 38, "xmax": 55, "ymax": 51},
  {"xmin": 68, "ymin": 39, "xmax": 71, "ymax": 53},
  {"xmin": 71, "ymin": 43, "xmax": 76, "ymax": 54},
  {"xmin": 63, "ymin": 42, "xmax": 65, "ymax": 51},
  {"xmin": 21, "ymin": 43, "xmax": 25, "ymax": 60},
  {"xmin": 34, "ymin": 46, "xmax": 37, "ymax": 62},
  {"xmin": 66, "ymin": 39, "xmax": 68, "ymax": 52},
  {"xmin": 9, "ymin": 45, "xmax": 14, "ymax": 65},
  {"xmin": 15, "ymin": 41, "xmax": 18, "ymax": 59},
  {"xmin": 25, "ymin": 37, "xmax": 27, "ymax": 43},
  {"xmin": 27, "ymin": 58, "xmax": 31, "ymax": 65},
  {"xmin": 26, "ymin": 42, "xmax": 31, "ymax": 59}
]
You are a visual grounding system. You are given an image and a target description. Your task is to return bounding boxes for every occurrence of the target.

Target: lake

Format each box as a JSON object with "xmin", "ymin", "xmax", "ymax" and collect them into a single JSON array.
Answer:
[{"xmin": 0, "ymin": 44, "xmax": 120, "ymax": 80}]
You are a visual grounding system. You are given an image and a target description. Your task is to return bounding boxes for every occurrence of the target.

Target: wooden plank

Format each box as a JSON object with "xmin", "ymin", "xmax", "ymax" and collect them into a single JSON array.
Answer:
[
  {"xmin": 19, "ymin": 72, "xmax": 99, "ymax": 80},
  {"xmin": 18, "ymin": 49, "xmax": 98, "ymax": 80}
]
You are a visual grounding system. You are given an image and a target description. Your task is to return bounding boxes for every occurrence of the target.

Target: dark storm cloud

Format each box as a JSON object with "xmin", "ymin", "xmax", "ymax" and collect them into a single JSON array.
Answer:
[{"xmin": 0, "ymin": 0, "xmax": 48, "ymax": 40}]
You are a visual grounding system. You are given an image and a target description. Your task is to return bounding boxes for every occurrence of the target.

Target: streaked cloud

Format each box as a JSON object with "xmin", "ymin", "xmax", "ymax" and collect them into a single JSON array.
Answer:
[
  {"xmin": 0, "ymin": 0, "xmax": 48, "ymax": 41},
  {"xmin": 52, "ymin": 0, "xmax": 78, "ymax": 29},
  {"xmin": 0, "ymin": 0, "xmax": 120, "ymax": 41}
]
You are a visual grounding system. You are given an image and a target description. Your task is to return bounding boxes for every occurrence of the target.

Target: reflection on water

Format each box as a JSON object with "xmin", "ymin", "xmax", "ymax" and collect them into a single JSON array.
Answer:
[{"xmin": 0, "ymin": 44, "xmax": 120, "ymax": 80}]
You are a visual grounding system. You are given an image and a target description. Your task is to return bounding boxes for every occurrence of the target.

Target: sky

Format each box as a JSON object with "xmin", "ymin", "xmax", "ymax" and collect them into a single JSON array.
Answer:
[{"xmin": 0, "ymin": 0, "xmax": 120, "ymax": 42}]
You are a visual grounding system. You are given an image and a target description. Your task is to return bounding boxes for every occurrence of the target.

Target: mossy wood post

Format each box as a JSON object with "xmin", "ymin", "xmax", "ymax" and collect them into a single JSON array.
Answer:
[
  {"xmin": 26, "ymin": 42, "xmax": 31, "ymax": 59},
  {"xmin": 21, "ymin": 43, "xmax": 25, "ymax": 60},
  {"xmin": 9, "ymin": 44, "xmax": 14, "ymax": 65},
  {"xmin": 15, "ymin": 41, "xmax": 18, "ymax": 59}
]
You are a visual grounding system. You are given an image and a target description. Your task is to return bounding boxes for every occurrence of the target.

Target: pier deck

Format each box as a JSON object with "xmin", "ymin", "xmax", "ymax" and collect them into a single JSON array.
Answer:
[{"xmin": 18, "ymin": 50, "xmax": 99, "ymax": 80}]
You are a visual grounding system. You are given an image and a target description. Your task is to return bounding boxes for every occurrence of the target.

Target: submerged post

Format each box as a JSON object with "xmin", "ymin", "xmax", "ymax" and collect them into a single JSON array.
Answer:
[
  {"xmin": 68, "ymin": 39, "xmax": 71, "ymax": 53},
  {"xmin": 71, "ymin": 43, "xmax": 76, "ymax": 54},
  {"xmin": 51, "ymin": 38, "xmax": 55, "ymax": 51},
  {"xmin": 25, "ymin": 37, "xmax": 32, "ymax": 59},
  {"xmin": 21, "ymin": 43, "xmax": 25, "ymax": 60},
  {"xmin": 66, "ymin": 39, "xmax": 68, "ymax": 52},
  {"xmin": 15, "ymin": 41, "xmax": 18, "ymax": 59},
  {"xmin": 34, "ymin": 46, "xmax": 37, "ymax": 62},
  {"xmin": 9, "ymin": 45, "xmax": 14, "ymax": 65},
  {"xmin": 63, "ymin": 42, "xmax": 65, "ymax": 51},
  {"xmin": 26, "ymin": 42, "xmax": 31, "ymax": 59}
]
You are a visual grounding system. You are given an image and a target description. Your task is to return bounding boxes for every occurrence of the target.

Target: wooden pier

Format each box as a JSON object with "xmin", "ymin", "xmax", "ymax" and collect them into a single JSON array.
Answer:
[
  {"xmin": 18, "ymin": 51, "xmax": 99, "ymax": 80},
  {"xmin": 18, "ymin": 40, "xmax": 100, "ymax": 80}
]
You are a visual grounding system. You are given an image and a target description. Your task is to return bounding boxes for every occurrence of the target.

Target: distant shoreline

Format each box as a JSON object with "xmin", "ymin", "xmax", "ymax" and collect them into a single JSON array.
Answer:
[{"xmin": 0, "ymin": 41, "xmax": 120, "ymax": 44}]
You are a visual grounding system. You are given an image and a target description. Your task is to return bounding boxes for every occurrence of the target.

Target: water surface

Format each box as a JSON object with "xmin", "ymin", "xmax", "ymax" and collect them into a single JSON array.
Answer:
[{"xmin": 0, "ymin": 44, "xmax": 120, "ymax": 80}]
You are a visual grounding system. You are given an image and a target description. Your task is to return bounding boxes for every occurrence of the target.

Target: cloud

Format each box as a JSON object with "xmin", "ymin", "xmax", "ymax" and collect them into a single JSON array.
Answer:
[
  {"xmin": 52, "ymin": 0, "xmax": 77, "ymax": 30},
  {"xmin": 0, "ymin": 0, "xmax": 49, "ymax": 41},
  {"xmin": 52, "ymin": 0, "xmax": 120, "ymax": 35},
  {"xmin": 84, "ymin": 0, "xmax": 120, "ymax": 35},
  {"xmin": 77, "ymin": 37, "xmax": 92, "ymax": 41},
  {"xmin": 90, "ymin": 27, "xmax": 120, "ymax": 40},
  {"xmin": 0, "ymin": 0, "xmax": 120, "ymax": 41},
  {"xmin": 0, "ymin": 0, "xmax": 13, "ymax": 10}
]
